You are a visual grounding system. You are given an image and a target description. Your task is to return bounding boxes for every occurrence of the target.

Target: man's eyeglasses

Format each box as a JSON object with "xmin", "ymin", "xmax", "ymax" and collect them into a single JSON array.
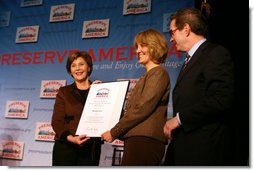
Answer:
[{"xmin": 169, "ymin": 28, "xmax": 178, "ymax": 36}]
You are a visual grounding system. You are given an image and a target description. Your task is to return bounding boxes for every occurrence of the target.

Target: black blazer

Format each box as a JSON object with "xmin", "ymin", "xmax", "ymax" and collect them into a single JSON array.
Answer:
[
  {"xmin": 51, "ymin": 83, "xmax": 87, "ymax": 140},
  {"xmin": 169, "ymin": 41, "xmax": 235, "ymax": 165}
]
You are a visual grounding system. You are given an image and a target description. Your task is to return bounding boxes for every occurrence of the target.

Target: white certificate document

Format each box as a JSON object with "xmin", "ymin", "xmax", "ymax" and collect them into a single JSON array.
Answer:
[{"xmin": 76, "ymin": 80, "xmax": 129, "ymax": 137}]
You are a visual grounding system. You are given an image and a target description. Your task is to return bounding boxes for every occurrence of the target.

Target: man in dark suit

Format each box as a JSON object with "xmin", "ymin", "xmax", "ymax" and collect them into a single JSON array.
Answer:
[{"xmin": 163, "ymin": 7, "xmax": 235, "ymax": 166}]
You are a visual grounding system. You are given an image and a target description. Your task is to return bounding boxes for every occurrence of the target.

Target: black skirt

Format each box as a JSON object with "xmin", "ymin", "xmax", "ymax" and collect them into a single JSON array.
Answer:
[{"xmin": 52, "ymin": 138, "xmax": 102, "ymax": 166}]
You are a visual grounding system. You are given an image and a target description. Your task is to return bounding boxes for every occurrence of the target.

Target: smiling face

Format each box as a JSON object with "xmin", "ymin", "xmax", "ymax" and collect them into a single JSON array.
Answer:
[
  {"xmin": 136, "ymin": 43, "xmax": 152, "ymax": 66},
  {"xmin": 70, "ymin": 57, "xmax": 90, "ymax": 82},
  {"xmin": 134, "ymin": 29, "xmax": 169, "ymax": 69},
  {"xmin": 169, "ymin": 19, "xmax": 185, "ymax": 52}
]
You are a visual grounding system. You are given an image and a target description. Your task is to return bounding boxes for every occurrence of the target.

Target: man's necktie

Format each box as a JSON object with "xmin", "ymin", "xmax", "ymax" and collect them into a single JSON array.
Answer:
[{"xmin": 183, "ymin": 53, "xmax": 191, "ymax": 69}]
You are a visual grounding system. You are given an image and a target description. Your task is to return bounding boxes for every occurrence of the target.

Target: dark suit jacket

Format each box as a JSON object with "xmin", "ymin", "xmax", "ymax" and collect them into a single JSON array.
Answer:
[
  {"xmin": 51, "ymin": 83, "xmax": 87, "ymax": 140},
  {"xmin": 167, "ymin": 41, "xmax": 235, "ymax": 165}
]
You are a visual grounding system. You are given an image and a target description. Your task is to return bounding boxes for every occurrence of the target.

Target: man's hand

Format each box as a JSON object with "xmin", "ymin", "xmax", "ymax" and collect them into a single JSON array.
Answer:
[{"xmin": 163, "ymin": 116, "xmax": 180, "ymax": 140}]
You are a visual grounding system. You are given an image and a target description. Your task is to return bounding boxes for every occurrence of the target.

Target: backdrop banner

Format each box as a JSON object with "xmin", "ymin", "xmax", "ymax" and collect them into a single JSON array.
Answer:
[{"xmin": 0, "ymin": 0, "xmax": 194, "ymax": 166}]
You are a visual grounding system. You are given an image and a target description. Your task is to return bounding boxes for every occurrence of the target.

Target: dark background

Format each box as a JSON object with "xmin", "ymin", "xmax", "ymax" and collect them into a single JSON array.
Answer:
[{"xmin": 195, "ymin": 0, "xmax": 249, "ymax": 166}]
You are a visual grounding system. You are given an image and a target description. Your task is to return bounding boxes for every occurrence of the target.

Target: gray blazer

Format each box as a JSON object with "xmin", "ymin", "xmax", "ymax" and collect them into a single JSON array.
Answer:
[{"xmin": 111, "ymin": 66, "xmax": 171, "ymax": 144}]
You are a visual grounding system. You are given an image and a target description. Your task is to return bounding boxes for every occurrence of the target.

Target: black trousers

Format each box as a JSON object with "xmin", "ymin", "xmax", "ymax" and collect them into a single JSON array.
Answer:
[
  {"xmin": 121, "ymin": 136, "xmax": 165, "ymax": 166},
  {"xmin": 52, "ymin": 139, "xmax": 101, "ymax": 166}
]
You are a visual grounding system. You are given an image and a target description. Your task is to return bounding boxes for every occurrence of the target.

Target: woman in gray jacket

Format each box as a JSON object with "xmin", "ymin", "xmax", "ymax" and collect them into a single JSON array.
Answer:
[{"xmin": 102, "ymin": 29, "xmax": 171, "ymax": 166}]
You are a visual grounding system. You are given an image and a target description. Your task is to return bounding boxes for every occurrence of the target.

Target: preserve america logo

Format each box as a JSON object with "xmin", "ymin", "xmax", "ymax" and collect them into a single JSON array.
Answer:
[
  {"xmin": 96, "ymin": 88, "xmax": 109, "ymax": 98},
  {"xmin": 40, "ymin": 80, "xmax": 66, "ymax": 98},
  {"xmin": 0, "ymin": 141, "xmax": 24, "ymax": 160},
  {"xmin": 82, "ymin": 19, "xmax": 110, "ymax": 38},
  {"xmin": 49, "ymin": 3, "xmax": 75, "ymax": 22},
  {"xmin": 34, "ymin": 122, "xmax": 55, "ymax": 141},
  {"xmin": 0, "ymin": 11, "xmax": 11, "ymax": 27},
  {"xmin": 15, "ymin": 25, "xmax": 39, "ymax": 43},
  {"xmin": 123, "ymin": 0, "xmax": 151, "ymax": 15},
  {"xmin": 5, "ymin": 100, "xmax": 30, "ymax": 119},
  {"xmin": 20, "ymin": 0, "xmax": 43, "ymax": 7}
]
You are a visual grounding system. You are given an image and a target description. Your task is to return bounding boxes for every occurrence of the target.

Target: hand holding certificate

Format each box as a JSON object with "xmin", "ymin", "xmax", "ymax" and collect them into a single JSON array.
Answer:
[{"xmin": 76, "ymin": 81, "xmax": 129, "ymax": 137}]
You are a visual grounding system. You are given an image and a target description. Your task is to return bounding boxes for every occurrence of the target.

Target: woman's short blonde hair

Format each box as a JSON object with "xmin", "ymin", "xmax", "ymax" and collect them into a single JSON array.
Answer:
[{"xmin": 134, "ymin": 29, "xmax": 168, "ymax": 64}]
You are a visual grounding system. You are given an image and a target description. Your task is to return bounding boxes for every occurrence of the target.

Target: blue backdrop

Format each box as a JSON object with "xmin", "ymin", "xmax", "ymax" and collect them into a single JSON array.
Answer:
[{"xmin": 0, "ymin": 0, "xmax": 193, "ymax": 166}]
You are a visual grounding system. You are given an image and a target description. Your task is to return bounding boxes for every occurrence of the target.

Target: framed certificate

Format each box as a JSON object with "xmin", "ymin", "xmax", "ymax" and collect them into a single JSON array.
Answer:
[{"xmin": 76, "ymin": 80, "xmax": 130, "ymax": 137}]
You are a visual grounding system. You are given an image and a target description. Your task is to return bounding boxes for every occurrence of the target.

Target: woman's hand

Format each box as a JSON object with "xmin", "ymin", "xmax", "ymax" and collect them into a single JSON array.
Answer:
[
  {"xmin": 101, "ymin": 131, "xmax": 115, "ymax": 143},
  {"xmin": 67, "ymin": 134, "xmax": 90, "ymax": 146},
  {"xmin": 92, "ymin": 80, "xmax": 102, "ymax": 84}
]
